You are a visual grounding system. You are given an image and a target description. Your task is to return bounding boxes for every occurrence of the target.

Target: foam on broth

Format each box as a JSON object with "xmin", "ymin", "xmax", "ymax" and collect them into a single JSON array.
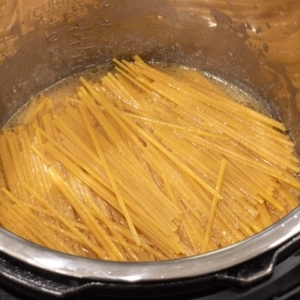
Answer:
[{"xmin": 7, "ymin": 64, "xmax": 268, "ymax": 128}]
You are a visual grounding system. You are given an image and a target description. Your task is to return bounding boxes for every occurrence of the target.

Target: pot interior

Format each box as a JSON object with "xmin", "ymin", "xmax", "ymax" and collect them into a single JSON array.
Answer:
[
  {"xmin": 0, "ymin": 0, "xmax": 300, "ymax": 281},
  {"xmin": 1, "ymin": 0, "xmax": 299, "ymax": 148}
]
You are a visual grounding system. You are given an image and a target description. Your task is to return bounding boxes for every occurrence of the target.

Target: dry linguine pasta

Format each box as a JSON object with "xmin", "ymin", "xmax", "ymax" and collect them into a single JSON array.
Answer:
[{"xmin": 0, "ymin": 56, "xmax": 299, "ymax": 261}]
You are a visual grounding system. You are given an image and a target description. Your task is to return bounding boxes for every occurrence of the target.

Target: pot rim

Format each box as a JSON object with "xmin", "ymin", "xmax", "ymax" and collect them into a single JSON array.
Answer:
[{"xmin": 0, "ymin": 207, "xmax": 299, "ymax": 282}]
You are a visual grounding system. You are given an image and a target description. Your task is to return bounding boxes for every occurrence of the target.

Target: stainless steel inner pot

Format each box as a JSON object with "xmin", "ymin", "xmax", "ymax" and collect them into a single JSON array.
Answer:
[{"xmin": 0, "ymin": 0, "xmax": 300, "ymax": 282}]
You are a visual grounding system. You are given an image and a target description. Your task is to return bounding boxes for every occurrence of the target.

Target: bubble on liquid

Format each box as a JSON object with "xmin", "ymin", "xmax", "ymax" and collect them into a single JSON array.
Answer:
[
  {"xmin": 205, "ymin": 73, "xmax": 269, "ymax": 116},
  {"xmin": 102, "ymin": 20, "xmax": 111, "ymax": 27},
  {"xmin": 5, "ymin": 65, "xmax": 109, "ymax": 128},
  {"xmin": 263, "ymin": 43, "xmax": 269, "ymax": 53},
  {"xmin": 4, "ymin": 61, "xmax": 270, "ymax": 129},
  {"xmin": 102, "ymin": 0, "xmax": 110, "ymax": 7}
]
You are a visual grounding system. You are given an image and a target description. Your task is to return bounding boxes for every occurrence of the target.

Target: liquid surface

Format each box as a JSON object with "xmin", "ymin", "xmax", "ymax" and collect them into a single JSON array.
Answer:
[
  {"xmin": 8, "ymin": 65, "xmax": 267, "ymax": 128},
  {"xmin": 0, "ymin": 57, "xmax": 299, "ymax": 262}
]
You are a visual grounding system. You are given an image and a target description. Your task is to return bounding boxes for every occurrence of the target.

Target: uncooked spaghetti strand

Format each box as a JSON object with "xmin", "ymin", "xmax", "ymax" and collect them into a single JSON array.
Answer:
[
  {"xmin": 30, "ymin": 145, "xmax": 51, "ymax": 166},
  {"xmin": 79, "ymin": 104, "xmax": 140, "ymax": 246},
  {"xmin": 0, "ymin": 170, "xmax": 6, "ymax": 188},
  {"xmin": 82, "ymin": 194, "xmax": 139, "ymax": 261},
  {"xmin": 173, "ymin": 67, "xmax": 229, "ymax": 98},
  {"xmin": 42, "ymin": 113, "xmax": 63, "ymax": 143},
  {"xmin": 79, "ymin": 76, "xmax": 222, "ymax": 200},
  {"xmin": 114, "ymin": 66, "xmax": 154, "ymax": 97},
  {"xmin": 7, "ymin": 137, "xmax": 28, "ymax": 201},
  {"xmin": 141, "ymin": 147, "xmax": 212, "ymax": 225},
  {"xmin": 133, "ymin": 58, "xmax": 285, "ymax": 130},
  {"xmin": 140, "ymin": 76, "xmax": 286, "ymax": 168},
  {"xmin": 34, "ymin": 125, "xmax": 113, "ymax": 194},
  {"xmin": 183, "ymin": 128, "xmax": 300, "ymax": 189},
  {"xmin": 47, "ymin": 167, "xmax": 126, "ymax": 261},
  {"xmin": 194, "ymin": 103, "xmax": 297, "ymax": 168},
  {"xmin": 131, "ymin": 214, "xmax": 184, "ymax": 257},
  {"xmin": 0, "ymin": 56, "xmax": 299, "ymax": 262},
  {"xmin": 0, "ymin": 136, "xmax": 18, "ymax": 196},
  {"xmin": 77, "ymin": 88, "xmax": 200, "ymax": 222},
  {"xmin": 20, "ymin": 133, "xmax": 43, "ymax": 199},
  {"xmin": 22, "ymin": 130, "xmax": 56, "ymax": 209},
  {"xmin": 154, "ymin": 128, "xmax": 244, "ymax": 212},
  {"xmin": 276, "ymin": 184, "xmax": 299, "ymax": 212},
  {"xmin": 1, "ymin": 189, "xmax": 75, "ymax": 254},
  {"xmin": 21, "ymin": 201, "xmax": 92, "ymax": 238},
  {"xmin": 219, "ymin": 199, "xmax": 257, "ymax": 235},
  {"xmin": 110, "ymin": 222, "xmax": 168, "ymax": 260},
  {"xmin": 6, "ymin": 200, "xmax": 81, "ymax": 252},
  {"xmin": 58, "ymin": 111, "xmax": 95, "ymax": 151},
  {"xmin": 45, "ymin": 140, "xmax": 176, "ymax": 237},
  {"xmin": 125, "ymin": 112, "xmax": 225, "ymax": 139},
  {"xmin": 20, "ymin": 183, "xmax": 109, "ymax": 260},
  {"xmin": 77, "ymin": 87, "xmax": 144, "ymax": 157},
  {"xmin": 26, "ymin": 97, "xmax": 48, "ymax": 124},
  {"xmin": 161, "ymin": 174, "xmax": 198, "ymax": 251},
  {"xmin": 113, "ymin": 58, "xmax": 139, "ymax": 78},
  {"xmin": 41, "ymin": 220, "xmax": 82, "ymax": 245},
  {"xmin": 115, "ymin": 73, "xmax": 152, "ymax": 108},
  {"xmin": 256, "ymin": 183, "xmax": 286, "ymax": 212},
  {"xmin": 248, "ymin": 122, "xmax": 295, "ymax": 147},
  {"xmin": 0, "ymin": 201, "xmax": 41, "ymax": 245},
  {"xmin": 142, "ymin": 143, "xmax": 244, "ymax": 243},
  {"xmin": 181, "ymin": 176, "xmax": 248, "ymax": 242},
  {"xmin": 98, "ymin": 134, "xmax": 182, "ymax": 221},
  {"xmin": 203, "ymin": 150, "xmax": 262, "ymax": 214},
  {"xmin": 42, "ymin": 140, "xmax": 177, "ymax": 236},
  {"xmin": 8, "ymin": 199, "xmax": 55, "ymax": 219},
  {"xmin": 257, "ymin": 202, "xmax": 272, "ymax": 228},
  {"xmin": 201, "ymin": 159, "xmax": 227, "ymax": 253},
  {"xmin": 106, "ymin": 72, "xmax": 141, "ymax": 109},
  {"xmin": 148, "ymin": 79, "xmax": 292, "ymax": 170}
]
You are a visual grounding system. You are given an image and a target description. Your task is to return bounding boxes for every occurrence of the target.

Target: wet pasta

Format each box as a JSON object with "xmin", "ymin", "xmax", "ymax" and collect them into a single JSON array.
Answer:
[{"xmin": 0, "ymin": 56, "xmax": 299, "ymax": 261}]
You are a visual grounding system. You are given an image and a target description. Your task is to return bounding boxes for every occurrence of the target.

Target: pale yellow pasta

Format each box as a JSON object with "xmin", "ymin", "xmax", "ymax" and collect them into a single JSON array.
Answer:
[{"xmin": 0, "ymin": 56, "xmax": 299, "ymax": 261}]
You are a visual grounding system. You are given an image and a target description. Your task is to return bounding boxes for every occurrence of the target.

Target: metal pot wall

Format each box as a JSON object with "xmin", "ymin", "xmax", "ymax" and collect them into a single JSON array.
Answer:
[{"xmin": 0, "ymin": 0, "xmax": 300, "ymax": 284}]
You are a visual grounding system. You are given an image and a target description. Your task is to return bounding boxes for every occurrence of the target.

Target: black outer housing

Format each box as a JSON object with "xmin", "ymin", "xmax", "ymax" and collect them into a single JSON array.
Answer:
[
  {"xmin": 0, "ymin": 2, "xmax": 300, "ymax": 300},
  {"xmin": 0, "ymin": 234, "xmax": 300, "ymax": 300}
]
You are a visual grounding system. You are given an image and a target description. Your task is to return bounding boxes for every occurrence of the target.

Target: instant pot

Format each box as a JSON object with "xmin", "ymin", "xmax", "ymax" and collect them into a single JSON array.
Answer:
[{"xmin": 0, "ymin": 0, "xmax": 300, "ymax": 299}]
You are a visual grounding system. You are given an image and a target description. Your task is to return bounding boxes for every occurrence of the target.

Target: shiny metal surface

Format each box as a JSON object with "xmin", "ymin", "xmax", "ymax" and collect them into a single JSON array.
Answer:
[
  {"xmin": 0, "ymin": 0, "xmax": 300, "ymax": 281},
  {"xmin": 0, "ymin": 207, "xmax": 299, "ymax": 282}
]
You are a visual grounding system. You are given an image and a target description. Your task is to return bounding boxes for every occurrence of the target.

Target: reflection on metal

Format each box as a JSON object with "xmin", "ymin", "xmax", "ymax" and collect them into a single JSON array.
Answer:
[
  {"xmin": 0, "ymin": 0, "xmax": 300, "ymax": 281},
  {"xmin": 0, "ymin": 207, "xmax": 300, "ymax": 281}
]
